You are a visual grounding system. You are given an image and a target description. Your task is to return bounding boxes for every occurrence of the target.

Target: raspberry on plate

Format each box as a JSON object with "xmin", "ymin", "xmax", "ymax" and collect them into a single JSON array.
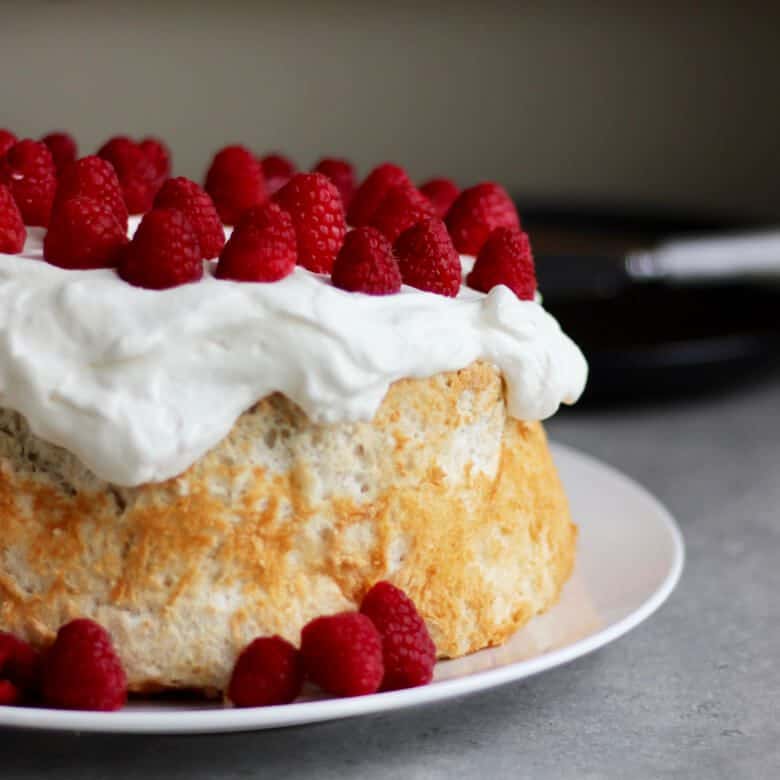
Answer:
[
  {"xmin": 205, "ymin": 145, "xmax": 267, "ymax": 225},
  {"xmin": 369, "ymin": 183, "xmax": 436, "ymax": 243},
  {"xmin": 360, "ymin": 581, "xmax": 436, "ymax": 691},
  {"xmin": 98, "ymin": 136, "xmax": 159, "ymax": 214},
  {"xmin": 331, "ymin": 226, "xmax": 401, "ymax": 295},
  {"xmin": 118, "ymin": 207, "xmax": 202, "ymax": 289},
  {"xmin": 154, "ymin": 176, "xmax": 225, "ymax": 259},
  {"xmin": 347, "ymin": 163, "xmax": 411, "ymax": 227},
  {"xmin": 41, "ymin": 619, "xmax": 127, "ymax": 711},
  {"xmin": 0, "ymin": 184, "xmax": 26, "ymax": 254},
  {"xmin": 273, "ymin": 172, "xmax": 346, "ymax": 273},
  {"xmin": 0, "ymin": 631, "xmax": 41, "ymax": 705},
  {"xmin": 260, "ymin": 153, "xmax": 296, "ymax": 196},
  {"xmin": 55, "ymin": 156, "xmax": 129, "ymax": 232},
  {"xmin": 445, "ymin": 182, "xmax": 520, "ymax": 255},
  {"xmin": 313, "ymin": 157, "xmax": 356, "ymax": 211},
  {"xmin": 0, "ymin": 139, "xmax": 58, "ymax": 227},
  {"xmin": 41, "ymin": 132, "xmax": 78, "ymax": 175},
  {"xmin": 394, "ymin": 217, "xmax": 461, "ymax": 297},
  {"xmin": 0, "ymin": 680, "xmax": 18, "ymax": 705},
  {"xmin": 139, "ymin": 137, "xmax": 171, "ymax": 190},
  {"xmin": 419, "ymin": 177, "xmax": 459, "ymax": 219},
  {"xmin": 300, "ymin": 612, "xmax": 384, "ymax": 697},
  {"xmin": 228, "ymin": 635, "xmax": 303, "ymax": 707},
  {"xmin": 44, "ymin": 196, "xmax": 128, "ymax": 270},
  {"xmin": 467, "ymin": 226, "xmax": 537, "ymax": 300},
  {"xmin": 0, "ymin": 129, "xmax": 17, "ymax": 158},
  {"xmin": 216, "ymin": 201, "xmax": 297, "ymax": 282}
]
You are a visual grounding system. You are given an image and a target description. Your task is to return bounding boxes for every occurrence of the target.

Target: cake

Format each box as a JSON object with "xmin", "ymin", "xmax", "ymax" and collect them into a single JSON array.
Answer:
[{"xmin": 0, "ymin": 140, "xmax": 587, "ymax": 697}]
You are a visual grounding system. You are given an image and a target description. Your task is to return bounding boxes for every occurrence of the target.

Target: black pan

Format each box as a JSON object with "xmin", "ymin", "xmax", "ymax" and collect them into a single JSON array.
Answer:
[{"xmin": 520, "ymin": 203, "xmax": 780, "ymax": 402}]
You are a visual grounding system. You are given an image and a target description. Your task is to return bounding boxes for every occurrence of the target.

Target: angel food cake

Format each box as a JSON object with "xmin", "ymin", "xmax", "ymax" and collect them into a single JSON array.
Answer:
[{"xmin": 0, "ymin": 135, "xmax": 587, "ymax": 701}]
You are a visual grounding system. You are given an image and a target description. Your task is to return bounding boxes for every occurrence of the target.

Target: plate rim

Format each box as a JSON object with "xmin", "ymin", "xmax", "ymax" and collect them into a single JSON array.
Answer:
[{"xmin": 0, "ymin": 441, "xmax": 684, "ymax": 734}]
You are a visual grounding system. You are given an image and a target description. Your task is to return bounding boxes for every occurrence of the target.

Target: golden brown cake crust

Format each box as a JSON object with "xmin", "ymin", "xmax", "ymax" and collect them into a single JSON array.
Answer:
[{"xmin": 0, "ymin": 361, "xmax": 576, "ymax": 693}]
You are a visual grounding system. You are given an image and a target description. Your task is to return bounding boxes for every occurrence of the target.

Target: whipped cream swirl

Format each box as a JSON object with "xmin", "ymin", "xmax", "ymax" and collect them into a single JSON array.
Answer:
[{"xmin": 0, "ymin": 222, "xmax": 587, "ymax": 485}]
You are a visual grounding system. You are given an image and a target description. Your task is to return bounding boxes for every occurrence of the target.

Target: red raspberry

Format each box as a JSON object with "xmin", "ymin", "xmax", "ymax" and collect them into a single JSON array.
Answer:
[
  {"xmin": 44, "ymin": 196, "xmax": 128, "ymax": 270},
  {"xmin": 394, "ymin": 218, "xmax": 461, "ymax": 297},
  {"xmin": 260, "ymin": 153, "xmax": 296, "ymax": 196},
  {"xmin": 0, "ymin": 140, "xmax": 57, "ymax": 227},
  {"xmin": 41, "ymin": 132, "xmax": 78, "ymax": 175},
  {"xmin": 0, "ymin": 184, "xmax": 26, "ymax": 254},
  {"xmin": 445, "ymin": 182, "xmax": 520, "ymax": 255},
  {"xmin": 0, "ymin": 680, "xmax": 19, "ymax": 705},
  {"xmin": 205, "ymin": 145, "xmax": 267, "ymax": 225},
  {"xmin": 313, "ymin": 158, "xmax": 356, "ymax": 211},
  {"xmin": 273, "ymin": 172, "xmax": 346, "ymax": 273},
  {"xmin": 0, "ymin": 631, "xmax": 42, "ymax": 705},
  {"xmin": 467, "ymin": 226, "xmax": 536, "ymax": 300},
  {"xmin": 228, "ymin": 635, "xmax": 303, "ymax": 707},
  {"xmin": 216, "ymin": 202, "xmax": 296, "ymax": 282},
  {"xmin": 0, "ymin": 129, "xmax": 17, "ymax": 158},
  {"xmin": 370, "ymin": 183, "xmax": 436, "ymax": 243},
  {"xmin": 154, "ymin": 177, "xmax": 225, "ymax": 258},
  {"xmin": 360, "ymin": 581, "xmax": 436, "ymax": 691},
  {"xmin": 300, "ymin": 612, "xmax": 383, "ymax": 697},
  {"xmin": 41, "ymin": 619, "xmax": 127, "ymax": 711},
  {"xmin": 119, "ymin": 207, "xmax": 202, "ymax": 289},
  {"xmin": 55, "ymin": 156, "xmax": 129, "ymax": 232},
  {"xmin": 419, "ymin": 178, "xmax": 459, "ymax": 219},
  {"xmin": 98, "ymin": 136, "xmax": 158, "ymax": 214},
  {"xmin": 331, "ymin": 227, "xmax": 401, "ymax": 295},
  {"xmin": 347, "ymin": 163, "xmax": 411, "ymax": 227},
  {"xmin": 139, "ymin": 137, "xmax": 171, "ymax": 190}
]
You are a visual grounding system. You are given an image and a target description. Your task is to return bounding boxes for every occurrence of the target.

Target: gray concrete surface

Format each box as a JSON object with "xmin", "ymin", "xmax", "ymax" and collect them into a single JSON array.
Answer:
[{"xmin": 3, "ymin": 373, "xmax": 779, "ymax": 779}]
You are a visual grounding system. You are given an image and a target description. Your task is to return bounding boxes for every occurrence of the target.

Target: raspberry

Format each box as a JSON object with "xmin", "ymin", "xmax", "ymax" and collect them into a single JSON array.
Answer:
[
  {"xmin": 445, "ymin": 182, "xmax": 520, "ymax": 255},
  {"xmin": 0, "ymin": 680, "xmax": 20, "ymax": 705},
  {"xmin": 394, "ymin": 218, "xmax": 461, "ymax": 297},
  {"xmin": 98, "ymin": 136, "xmax": 158, "ymax": 214},
  {"xmin": 41, "ymin": 619, "xmax": 127, "ymax": 711},
  {"xmin": 260, "ymin": 153, "xmax": 296, "ymax": 196},
  {"xmin": 0, "ymin": 184, "xmax": 26, "ymax": 254},
  {"xmin": 331, "ymin": 227, "xmax": 401, "ymax": 295},
  {"xmin": 205, "ymin": 145, "xmax": 267, "ymax": 225},
  {"xmin": 0, "ymin": 140, "xmax": 57, "ymax": 227},
  {"xmin": 55, "ymin": 156, "xmax": 129, "ymax": 232},
  {"xmin": 467, "ymin": 226, "xmax": 536, "ymax": 300},
  {"xmin": 370, "ymin": 183, "xmax": 436, "ymax": 243},
  {"xmin": 216, "ymin": 202, "xmax": 296, "ymax": 282},
  {"xmin": 44, "ymin": 196, "xmax": 128, "ymax": 270},
  {"xmin": 300, "ymin": 612, "xmax": 383, "ymax": 697},
  {"xmin": 41, "ymin": 132, "xmax": 78, "ymax": 175},
  {"xmin": 139, "ymin": 137, "xmax": 171, "ymax": 190},
  {"xmin": 118, "ymin": 207, "xmax": 202, "ymax": 289},
  {"xmin": 228, "ymin": 636, "xmax": 303, "ymax": 707},
  {"xmin": 313, "ymin": 158, "xmax": 356, "ymax": 211},
  {"xmin": 0, "ymin": 129, "xmax": 17, "ymax": 159},
  {"xmin": 360, "ymin": 581, "xmax": 436, "ymax": 691},
  {"xmin": 0, "ymin": 631, "xmax": 41, "ymax": 705},
  {"xmin": 273, "ymin": 172, "xmax": 346, "ymax": 273},
  {"xmin": 347, "ymin": 163, "xmax": 411, "ymax": 227},
  {"xmin": 419, "ymin": 178, "xmax": 459, "ymax": 219},
  {"xmin": 154, "ymin": 177, "xmax": 225, "ymax": 258}
]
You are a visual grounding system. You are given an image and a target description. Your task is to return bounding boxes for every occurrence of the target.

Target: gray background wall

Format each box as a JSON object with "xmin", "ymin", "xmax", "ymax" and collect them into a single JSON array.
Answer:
[{"xmin": 2, "ymin": 0, "xmax": 779, "ymax": 219}]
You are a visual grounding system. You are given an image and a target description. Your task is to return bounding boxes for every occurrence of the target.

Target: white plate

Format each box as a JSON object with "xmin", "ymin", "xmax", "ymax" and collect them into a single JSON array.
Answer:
[{"xmin": 0, "ymin": 442, "xmax": 684, "ymax": 734}]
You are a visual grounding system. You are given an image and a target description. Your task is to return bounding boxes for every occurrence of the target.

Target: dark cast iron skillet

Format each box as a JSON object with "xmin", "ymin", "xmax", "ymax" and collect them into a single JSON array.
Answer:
[{"xmin": 519, "ymin": 202, "xmax": 780, "ymax": 403}]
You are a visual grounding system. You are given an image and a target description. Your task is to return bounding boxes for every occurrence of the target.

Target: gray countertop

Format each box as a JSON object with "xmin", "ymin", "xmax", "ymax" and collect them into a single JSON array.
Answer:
[{"xmin": 3, "ymin": 374, "xmax": 779, "ymax": 779}]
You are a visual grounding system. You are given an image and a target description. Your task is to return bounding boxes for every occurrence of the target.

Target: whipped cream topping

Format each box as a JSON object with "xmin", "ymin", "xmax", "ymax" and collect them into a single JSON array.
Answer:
[{"xmin": 0, "ymin": 220, "xmax": 587, "ymax": 486}]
